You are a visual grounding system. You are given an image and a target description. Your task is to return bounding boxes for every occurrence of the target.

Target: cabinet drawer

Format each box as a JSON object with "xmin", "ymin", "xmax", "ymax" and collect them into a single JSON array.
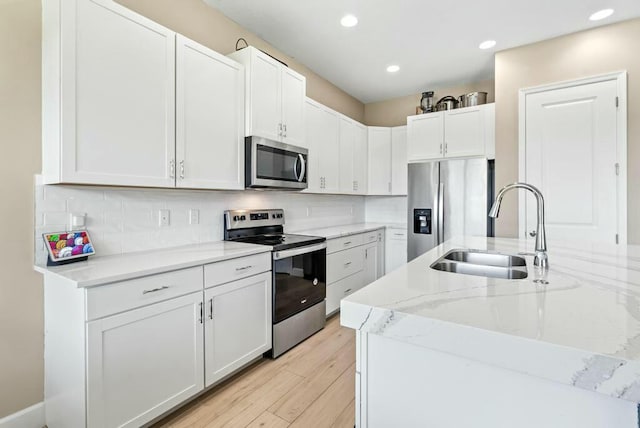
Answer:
[
  {"xmin": 326, "ymin": 270, "xmax": 363, "ymax": 316},
  {"xmin": 327, "ymin": 234, "xmax": 365, "ymax": 254},
  {"xmin": 204, "ymin": 253, "xmax": 271, "ymax": 288},
  {"xmin": 387, "ymin": 228, "xmax": 407, "ymax": 240},
  {"xmin": 364, "ymin": 231, "xmax": 380, "ymax": 244},
  {"xmin": 327, "ymin": 246, "xmax": 365, "ymax": 284},
  {"xmin": 86, "ymin": 267, "xmax": 203, "ymax": 320}
]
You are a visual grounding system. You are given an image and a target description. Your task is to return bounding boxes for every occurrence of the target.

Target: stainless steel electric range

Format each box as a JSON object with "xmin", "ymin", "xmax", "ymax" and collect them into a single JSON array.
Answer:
[{"xmin": 224, "ymin": 209, "xmax": 326, "ymax": 358}]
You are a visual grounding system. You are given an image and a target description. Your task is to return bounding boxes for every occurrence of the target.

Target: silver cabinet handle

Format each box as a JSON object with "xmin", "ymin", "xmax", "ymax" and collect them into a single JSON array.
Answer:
[
  {"xmin": 388, "ymin": 182, "xmax": 391, "ymax": 193},
  {"xmin": 179, "ymin": 160, "xmax": 185, "ymax": 179},
  {"xmin": 199, "ymin": 302, "xmax": 203, "ymax": 324},
  {"xmin": 235, "ymin": 265, "xmax": 253, "ymax": 271},
  {"xmin": 440, "ymin": 143, "xmax": 443, "ymax": 154},
  {"xmin": 344, "ymin": 261, "xmax": 352, "ymax": 267},
  {"xmin": 343, "ymin": 241, "xmax": 352, "ymax": 246},
  {"xmin": 209, "ymin": 298, "xmax": 213, "ymax": 319},
  {"xmin": 344, "ymin": 288, "xmax": 352, "ymax": 294},
  {"xmin": 394, "ymin": 233, "xmax": 405, "ymax": 236},
  {"xmin": 283, "ymin": 124, "xmax": 287, "ymax": 137},
  {"xmin": 278, "ymin": 123, "xmax": 283, "ymax": 137},
  {"xmin": 445, "ymin": 142, "xmax": 448, "ymax": 154},
  {"xmin": 169, "ymin": 160, "xmax": 175, "ymax": 178},
  {"xmin": 142, "ymin": 286, "xmax": 169, "ymax": 295}
]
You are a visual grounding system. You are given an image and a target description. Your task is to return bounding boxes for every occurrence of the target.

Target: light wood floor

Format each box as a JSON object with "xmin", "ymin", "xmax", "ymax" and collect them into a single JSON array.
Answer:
[{"xmin": 153, "ymin": 315, "xmax": 355, "ymax": 428}]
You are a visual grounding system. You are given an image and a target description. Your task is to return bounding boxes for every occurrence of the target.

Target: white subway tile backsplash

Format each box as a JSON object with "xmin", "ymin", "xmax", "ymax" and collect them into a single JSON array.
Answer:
[{"xmin": 34, "ymin": 183, "xmax": 373, "ymax": 262}]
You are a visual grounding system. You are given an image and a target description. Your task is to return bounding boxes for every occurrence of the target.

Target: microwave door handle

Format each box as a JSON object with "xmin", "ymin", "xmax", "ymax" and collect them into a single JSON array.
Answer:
[
  {"xmin": 298, "ymin": 154, "xmax": 306, "ymax": 182},
  {"xmin": 293, "ymin": 154, "xmax": 300, "ymax": 181}
]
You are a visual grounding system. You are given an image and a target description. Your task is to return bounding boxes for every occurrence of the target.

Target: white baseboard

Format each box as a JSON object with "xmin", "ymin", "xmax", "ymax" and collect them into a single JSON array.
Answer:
[{"xmin": 0, "ymin": 402, "xmax": 45, "ymax": 428}]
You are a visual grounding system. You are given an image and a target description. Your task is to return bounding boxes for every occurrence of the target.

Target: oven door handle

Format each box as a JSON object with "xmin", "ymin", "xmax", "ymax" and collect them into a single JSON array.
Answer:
[{"xmin": 273, "ymin": 242, "xmax": 327, "ymax": 260}]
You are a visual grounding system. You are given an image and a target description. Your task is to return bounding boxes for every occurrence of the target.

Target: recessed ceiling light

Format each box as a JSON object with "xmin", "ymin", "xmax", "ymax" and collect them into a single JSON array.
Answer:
[
  {"xmin": 589, "ymin": 8, "xmax": 614, "ymax": 21},
  {"xmin": 386, "ymin": 65, "xmax": 400, "ymax": 73},
  {"xmin": 340, "ymin": 14, "xmax": 358, "ymax": 27},
  {"xmin": 479, "ymin": 40, "xmax": 497, "ymax": 50}
]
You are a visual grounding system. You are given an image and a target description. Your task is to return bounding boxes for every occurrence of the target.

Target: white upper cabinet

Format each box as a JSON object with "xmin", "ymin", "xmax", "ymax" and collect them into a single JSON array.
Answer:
[
  {"xmin": 407, "ymin": 112, "xmax": 444, "ymax": 161},
  {"xmin": 407, "ymin": 104, "xmax": 495, "ymax": 162},
  {"xmin": 339, "ymin": 117, "xmax": 356, "ymax": 194},
  {"xmin": 175, "ymin": 35, "xmax": 244, "ymax": 190},
  {"xmin": 353, "ymin": 123, "xmax": 368, "ymax": 195},
  {"xmin": 230, "ymin": 47, "xmax": 306, "ymax": 147},
  {"xmin": 444, "ymin": 107, "xmax": 485, "ymax": 158},
  {"xmin": 368, "ymin": 127, "xmax": 392, "ymax": 195},
  {"xmin": 43, "ymin": 0, "xmax": 176, "ymax": 187},
  {"xmin": 305, "ymin": 98, "xmax": 340, "ymax": 193},
  {"xmin": 391, "ymin": 126, "xmax": 408, "ymax": 195}
]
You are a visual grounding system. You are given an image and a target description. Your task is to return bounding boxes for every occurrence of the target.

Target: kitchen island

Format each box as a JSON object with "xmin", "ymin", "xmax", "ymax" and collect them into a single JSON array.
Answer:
[{"xmin": 341, "ymin": 236, "xmax": 640, "ymax": 428}]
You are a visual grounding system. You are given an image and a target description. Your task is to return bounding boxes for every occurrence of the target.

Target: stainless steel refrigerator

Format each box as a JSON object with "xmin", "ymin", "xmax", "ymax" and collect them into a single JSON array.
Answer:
[{"xmin": 408, "ymin": 158, "xmax": 495, "ymax": 261}]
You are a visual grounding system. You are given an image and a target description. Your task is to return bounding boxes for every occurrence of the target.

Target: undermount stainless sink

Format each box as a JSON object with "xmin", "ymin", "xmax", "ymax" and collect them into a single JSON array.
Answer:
[{"xmin": 431, "ymin": 249, "xmax": 528, "ymax": 280}]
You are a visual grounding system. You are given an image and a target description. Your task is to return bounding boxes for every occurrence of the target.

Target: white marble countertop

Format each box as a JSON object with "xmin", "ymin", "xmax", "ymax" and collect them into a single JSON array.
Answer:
[
  {"xmin": 341, "ymin": 236, "xmax": 640, "ymax": 403},
  {"xmin": 34, "ymin": 241, "xmax": 271, "ymax": 288},
  {"xmin": 294, "ymin": 222, "xmax": 405, "ymax": 239}
]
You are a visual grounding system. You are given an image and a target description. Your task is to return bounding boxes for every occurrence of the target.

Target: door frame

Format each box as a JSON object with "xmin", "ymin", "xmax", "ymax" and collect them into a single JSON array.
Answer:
[{"xmin": 518, "ymin": 71, "xmax": 628, "ymax": 244}]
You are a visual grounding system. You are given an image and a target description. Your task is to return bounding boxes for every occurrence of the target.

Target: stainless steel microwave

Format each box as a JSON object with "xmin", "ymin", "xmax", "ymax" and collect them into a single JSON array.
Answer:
[{"xmin": 245, "ymin": 137, "xmax": 308, "ymax": 190}]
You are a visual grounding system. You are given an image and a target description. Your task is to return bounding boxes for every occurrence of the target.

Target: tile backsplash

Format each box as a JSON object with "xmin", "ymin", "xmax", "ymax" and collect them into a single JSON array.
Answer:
[
  {"xmin": 365, "ymin": 196, "xmax": 408, "ymax": 224},
  {"xmin": 34, "ymin": 181, "xmax": 367, "ymax": 265}
]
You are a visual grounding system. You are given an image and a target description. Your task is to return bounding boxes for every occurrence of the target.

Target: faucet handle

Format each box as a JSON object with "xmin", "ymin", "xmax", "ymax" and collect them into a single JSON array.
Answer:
[{"xmin": 529, "ymin": 230, "xmax": 537, "ymax": 237}]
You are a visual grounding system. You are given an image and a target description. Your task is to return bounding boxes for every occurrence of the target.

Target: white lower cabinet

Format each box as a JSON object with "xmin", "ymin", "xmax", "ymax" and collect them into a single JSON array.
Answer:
[
  {"xmin": 87, "ymin": 292, "xmax": 204, "ymax": 428},
  {"xmin": 204, "ymin": 272, "xmax": 272, "ymax": 387},
  {"xmin": 386, "ymin": 228, "xmax": 407, "ymax": 274},
  {"xmin": 325, "ymin": 228, "xmax": 385, "ymax": 316}
]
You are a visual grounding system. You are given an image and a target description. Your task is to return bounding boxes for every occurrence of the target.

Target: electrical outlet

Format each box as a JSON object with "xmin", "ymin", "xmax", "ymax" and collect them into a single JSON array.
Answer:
[
  {"xmin": 158, "ymin": 209, "xmax": 170, "ymax": 227},
  {"xmin": 189, "ymin": 209, "xmax": 200, "ymax": 225}
]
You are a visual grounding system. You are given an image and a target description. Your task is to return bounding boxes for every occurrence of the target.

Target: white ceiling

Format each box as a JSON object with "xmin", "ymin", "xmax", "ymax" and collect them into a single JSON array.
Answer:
[{"xmin": 205, "ymin": 0, "xmax": 640, "ymax": 103}]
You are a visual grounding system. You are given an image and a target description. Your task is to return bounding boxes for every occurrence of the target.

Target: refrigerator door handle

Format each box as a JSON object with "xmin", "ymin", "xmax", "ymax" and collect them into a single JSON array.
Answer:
[{"xmin": 438, "ymin": 182, "xmax": 445, "ymax": 244}]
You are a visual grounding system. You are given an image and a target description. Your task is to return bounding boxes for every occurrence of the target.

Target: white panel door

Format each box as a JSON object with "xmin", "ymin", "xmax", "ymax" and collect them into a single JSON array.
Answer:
[
  {"xmin": 407, "ymin": 113, "xmax": 444, "ymax": 161},
  {"xmin": 248, "ymin": 50, "xmax": 282, "ymax": 141},
  {"xmin": 204, "ymin": 272, "xmax": 272, "ymax": 387},
  {"xmin": 353, "ymin": 124, "xmax": 369, "ymax": 194},
  {"xmin": 281, "ymin": 68, "xmax": 306, "ymax": 147},
  {"xmin": 317, "ymin": 107, "xmax": 341, "ymax": 193},
  {"xmin": 391, "ymin": 126, "xmax": 408, "ymax": 195},
  {"xmin": 62, "ymin": 0, "xmax": 176, "ymax": 187},
  {"xmin": 368, "ymin": 127, "xmax": 392, "ymax": 195},
  {"xmin": 339, "ymin": 117, "xmax": 356, "ymax": 194},
  {"xmin": 86, "ymin": 292, "xmax": 204, "ymax": 428},
  {"xmin": 176, "ymin": 35, "xmax": 244, "ymax": 190},
  {"xmin": 444, "ymin": 107, "xmax": 485, "ymax": 158},
  {"xmin": 524, "ymin": 79, "xmax": 620, "ymax": 244}
]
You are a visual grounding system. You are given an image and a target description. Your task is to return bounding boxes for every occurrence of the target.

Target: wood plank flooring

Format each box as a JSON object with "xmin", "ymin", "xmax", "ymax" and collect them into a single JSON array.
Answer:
[{"xmin": 153, "ymin": 315, "xmax": 355, "ymax": 428}]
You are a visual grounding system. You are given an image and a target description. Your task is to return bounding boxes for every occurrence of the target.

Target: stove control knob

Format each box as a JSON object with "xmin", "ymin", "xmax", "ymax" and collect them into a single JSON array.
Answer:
[
  {"xmin": 240, "ymin": 215, "xmax": 246, "ymax": 221},
  {"xmin": 272, "ymin": 214, "xmax": 276, "ymax": 218},
  {"xmin": 233, "ymin": 215, "xmax": 240, "ymax": 221}
]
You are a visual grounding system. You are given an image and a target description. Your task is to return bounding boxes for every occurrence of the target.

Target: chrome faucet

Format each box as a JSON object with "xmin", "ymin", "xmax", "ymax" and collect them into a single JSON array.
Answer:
[{"xmin": 489, "ymin": 182, "xmax": 549, "ymax": 270}]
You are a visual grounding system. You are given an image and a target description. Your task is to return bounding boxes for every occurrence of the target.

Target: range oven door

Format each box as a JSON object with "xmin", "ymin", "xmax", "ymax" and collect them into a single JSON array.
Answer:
[
  {"xmin": 246, "ymin": 137, "xmax": 308, "ymax": 189},
  {"xmin": 272, "ymin": 243, "xmax": 326, "ymax": 323}
]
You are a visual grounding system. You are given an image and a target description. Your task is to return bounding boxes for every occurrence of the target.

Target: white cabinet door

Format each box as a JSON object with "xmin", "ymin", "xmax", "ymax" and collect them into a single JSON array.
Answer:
[
  {"xmin": 204, "ymin": 272, "xmax": 272, "ymax": 387},
  {"xmin": 391, "ymin": 126, "xmax": 408, "ymax": 195},
  {"xmin": 376, "ymin": 230, "xmax": 385, "ymax": 279},
  {"xmin": 363, "ymin": 242, "xmax": 378, "ymax": 286},
  {"xmin": 304, "ymin": 99, "xmax": 322, "ymax": 192},
  {"xmin": 57, "ymin": 0, "xmax": 176, "ymax": 187},
  {"xmin": 281, "ymin": 68, "xmax": 306, "ymax": 147},
  {"xmin": 86, "ymin": 292, "xmax": 204, "ymax": 428},
  {"xmin": 368, "ymin": 127, "xmax": 392, "ymax": 195},
  {"xmin": 444, "ymin": 107, "xmax": 485, "ymax": 158},
  {"xmin": 407, "ymin": 113, "xmax": 444, "ymax": 162},
  {"xmin": 386, "ymin": 229, "xmax": 407, "ymax": 274},
  {"xmin": 245, "ymin": 49, "xmax": 282, "ymax": 141},
  {"xmin": 317, "ymin": 107, "xmax": 341, "ymax": 193},
  {"xmin": 339, "ymin": 117, "xmax": 356, "ymax": 194},
  {"xmin": 326, "ymin": 270, "xmax": 363, "ymax": 316},
  {"xmin": 353, "ymin": 124, "xmax": 368, "ymax": 195},
  {"xmin": 176, "ymin": 35, "xmax": 244, "ymax": 190}
]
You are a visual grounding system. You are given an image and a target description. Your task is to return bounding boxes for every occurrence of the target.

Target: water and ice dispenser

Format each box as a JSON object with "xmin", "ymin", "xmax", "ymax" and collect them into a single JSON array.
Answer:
[{"xmin": 413, "ymin": 209, "xmax": 432, "ymax": 234}]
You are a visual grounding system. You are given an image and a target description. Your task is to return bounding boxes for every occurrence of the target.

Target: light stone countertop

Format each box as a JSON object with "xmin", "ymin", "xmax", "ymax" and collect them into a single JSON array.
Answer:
[
  {"xmin": 34, "ymin": 241, "xmax": 271, "ymax": 287},
  {"xmin": 340, "ymin": 236, "xmax": 640, "ymax": 404},
  {"xmin": 294, "ymin": 222, "xmax": 406, "ymax": 240}
]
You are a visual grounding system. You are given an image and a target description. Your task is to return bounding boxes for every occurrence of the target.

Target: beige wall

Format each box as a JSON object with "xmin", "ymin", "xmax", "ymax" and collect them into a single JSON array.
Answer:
[
  {"xmin": 364, "ymin": 80, "xmax": 495, "ymax": 127},
  {"xmin": 116, "ymin": 0, "xmax": 365, "ymax": 122},
  {"xmin": 0, "ymin": 0, "xmax": 43, "ymax": 418},
  {"xmin": 495, "ymin": 18, "xmax": 640, "ymax": 243}
]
